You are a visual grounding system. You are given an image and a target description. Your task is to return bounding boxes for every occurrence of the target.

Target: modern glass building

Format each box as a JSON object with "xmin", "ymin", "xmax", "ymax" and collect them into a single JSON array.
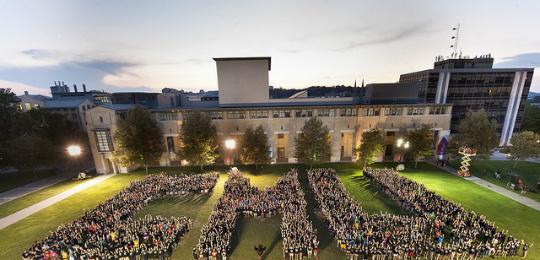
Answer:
[{"xmin": 399, "ymin": 55, "xmax": 534, "ymax": 146}]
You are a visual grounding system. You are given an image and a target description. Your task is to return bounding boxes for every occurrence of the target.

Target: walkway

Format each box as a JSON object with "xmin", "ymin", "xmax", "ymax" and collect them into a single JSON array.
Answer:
[
  {"xmin": 0, "ymin": 174, "xmax": 113, "ymax": 230},
  {"xmin": 427, "ymin": 161, "xmax": 540, "ymax": 212},
  {"xmin": 0, "ymin": 175, "xmax": 69, "ymax": 205}
]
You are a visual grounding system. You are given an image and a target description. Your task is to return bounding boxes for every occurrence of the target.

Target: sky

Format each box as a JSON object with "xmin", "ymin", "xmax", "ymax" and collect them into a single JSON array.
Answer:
[{"xmin": 0, "ymin": 0, "xmax": 539, "ymax": 96}]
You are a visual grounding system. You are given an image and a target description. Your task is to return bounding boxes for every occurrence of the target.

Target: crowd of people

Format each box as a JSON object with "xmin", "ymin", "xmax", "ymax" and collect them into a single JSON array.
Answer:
[
  {"xmin": 193, "ymin": 169, "xmax": 319, "ymax": 260},
  {"xmin": 23, "ymin": 172, "xmax": 219, "ymax": 260},
  {"xmin": 364, "ymin": 167, "xmax": 529, "ymax": 258},
  {"xmin": 309, "ymin": 168, "xmax": 530, "ymax": 259}
]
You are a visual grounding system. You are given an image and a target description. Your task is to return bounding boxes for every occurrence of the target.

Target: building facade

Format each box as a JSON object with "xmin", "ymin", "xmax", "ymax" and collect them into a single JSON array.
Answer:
[
  {"xmin": 86, "ymin": 57, "xmax": 452, "ymax": 174},
  {"xmin": 399, "ymin": 55, "xmax": 534, "ymax": 146}
]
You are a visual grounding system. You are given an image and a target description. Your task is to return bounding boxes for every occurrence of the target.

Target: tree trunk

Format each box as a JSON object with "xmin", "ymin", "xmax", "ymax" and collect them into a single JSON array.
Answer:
[
  {"xmin": 513, "ymin": 159, "xmax": 518, "ymax": 169},
  {"xmin": 415, "ymin": 159, "xmax": 418, "ymax": 168},
  {"xmin": 200, "ymin": 164, "xmax": 203, "ymax": 171},
  {"xmin": 145, "ymin": 165, "xmax": 148, "ymax": 174}
]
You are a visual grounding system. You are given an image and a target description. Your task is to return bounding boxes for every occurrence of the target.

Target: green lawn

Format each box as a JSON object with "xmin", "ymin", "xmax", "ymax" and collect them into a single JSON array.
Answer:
[
  {"xmin": 450, "ymin": 160, "xmax": 540, "ymax": 202},
  {"xmin": 0, "ymin": 172, "xmax": 148, "ymax": 259},
  {"xmin": 0, "ymin": 163, "xmax": 538, "ymax": 259},
  {"xmin": 0, "ymin": 169, "xmax": 55, "ymax": 193},
  {"xmin": 393, "ymin": 162, "xmax": 540, "ymax": 259},
  {"xmin": 0, "ymin": 178, "xmax": 91, "ymax": 218}
]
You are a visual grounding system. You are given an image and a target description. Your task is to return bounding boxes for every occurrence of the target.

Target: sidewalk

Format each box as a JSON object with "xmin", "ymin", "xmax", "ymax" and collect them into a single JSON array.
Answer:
[
  {"xmin": 427, "ymin": 161, "xmax": 540, "ymax": 212},
  {"xmin": 0, "ymin": 175, "xmax": 69, "ymax": 206},
  {"xmin": 0, "ymin": 174, "xmax": 113, "ymax": 230}
]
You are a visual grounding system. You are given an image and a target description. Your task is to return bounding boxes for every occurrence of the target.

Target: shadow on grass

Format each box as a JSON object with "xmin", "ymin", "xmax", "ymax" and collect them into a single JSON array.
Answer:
[{"xmin": 262, "ymin": 231, "xmax": 282, "ymax": 259}]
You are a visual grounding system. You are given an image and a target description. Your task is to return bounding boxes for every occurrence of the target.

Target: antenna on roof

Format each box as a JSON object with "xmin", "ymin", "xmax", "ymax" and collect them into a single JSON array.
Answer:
[{"xmin": 450, "ymin": 23, "xmax": 460, "ymax": 58}]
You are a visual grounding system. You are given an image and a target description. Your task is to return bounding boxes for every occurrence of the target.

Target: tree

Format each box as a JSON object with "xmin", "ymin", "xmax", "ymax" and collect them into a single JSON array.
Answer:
[
  {"xmin": 354, "ymin": 129, "xmax": 384, "ymax": 167},
  {"xmin": 295, "ymin": 117, "xmax": 331, "ymax": 167},
  {"xmin": 407, "ymin": 124, "xmax": 434, "ymax": 168},
  {"xmin": 7, "ymin": 134, "xmax": 58, "ymax": 175},
  {"xmin": 240, "ymin": 125, "xmax": 270, "ymax": 168},
  {"xmin": 508, "ymin": 131, "xmax": 540, "ymax": 168},
  {"xmin": 456, "ymin": 109, "xmax": 498, "ymax": 157},
  {"xmin": 114, "ymin": 106, "xmax": 163, "ymax": 173},
  {"xmin": 180, "ymin": 111, "xmax": 218, "ymax": 170},
  {"xmin": 522, "ymin": 101, "xmax": 540, "ymax": 133},
  {"xmin": 0, "ymin": 88, "xmax": 20, "ymax": 166}
]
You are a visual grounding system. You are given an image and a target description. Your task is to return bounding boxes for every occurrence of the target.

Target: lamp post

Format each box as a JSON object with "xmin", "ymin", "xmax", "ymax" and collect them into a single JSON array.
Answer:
[
  {"xmin": 396, "ymin": 138, "xmax": 410, "ymax": 162},
  {"xmin": 66, "ymin": 145, "xmax": 82, "ymax": 178},
  {"xmin": 225, "ymin": 139, "xmax": 236, "ymax": 165}
]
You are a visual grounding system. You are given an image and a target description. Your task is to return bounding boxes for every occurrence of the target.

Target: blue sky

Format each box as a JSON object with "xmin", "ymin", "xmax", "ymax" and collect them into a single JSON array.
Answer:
[{"xmin": 0, "ymin": 0, "xmax": 539, "ymax": 96}]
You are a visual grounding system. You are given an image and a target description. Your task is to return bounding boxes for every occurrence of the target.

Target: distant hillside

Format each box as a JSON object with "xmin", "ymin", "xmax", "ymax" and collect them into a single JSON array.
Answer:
[
  {"xmin": 270, "ymin": 85, "xmax": 358, "ymax": 98},
  {"xmin": 528, "ymin": 92, "xmax": 539, "ymax": 99}
]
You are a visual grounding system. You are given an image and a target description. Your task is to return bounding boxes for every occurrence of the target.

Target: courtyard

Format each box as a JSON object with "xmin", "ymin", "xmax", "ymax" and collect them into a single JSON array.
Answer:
[{"xmin": 0, "ymin": 163, "xmax": 538, "ymax": 259}]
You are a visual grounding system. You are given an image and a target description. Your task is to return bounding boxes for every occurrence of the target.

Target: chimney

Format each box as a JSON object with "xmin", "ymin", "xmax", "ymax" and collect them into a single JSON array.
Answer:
[
  {"xmin": 82, "ymin": 84, "xmax": 87, "ymax": 93},
  {"xmin": 73, "ymin": 84, "xmax": 78, "ymax": 93},
  {"xmin": 24, "ymin": 91, "xmax": 29, "ymax": 95}
]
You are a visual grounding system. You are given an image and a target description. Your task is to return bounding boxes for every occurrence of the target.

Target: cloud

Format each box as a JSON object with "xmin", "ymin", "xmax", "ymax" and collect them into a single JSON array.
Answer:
[
  {"xmin": 73, "ymin": 60, "xmax": 139, "ymax": 75},
  {"xmin": 495, "ymin": 53, "xmax": 540, "ymax": 68},
  {"xmin": 338, "ymin": 23, "xmax": 429, "ymax": 51},
  {"xmin": 0, "ymin": 80, "xmax": 51, "ymax": 96}
]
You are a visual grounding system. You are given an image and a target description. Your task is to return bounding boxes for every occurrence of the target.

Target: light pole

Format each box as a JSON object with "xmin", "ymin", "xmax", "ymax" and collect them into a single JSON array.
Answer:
[
  {"xmin": 66, "ymin": 145, "xmax": 83, "ymax": 178},
  {"xmin": 225, "ymin": 139, "xmax": 236, "ymax": 165},
  {"xmin": 396, "ymin": 138, "xmax": 410, "ymax": 162}
]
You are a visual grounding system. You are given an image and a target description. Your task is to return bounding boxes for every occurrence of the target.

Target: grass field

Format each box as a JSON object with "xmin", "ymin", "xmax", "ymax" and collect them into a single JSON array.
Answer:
[
  {"xmin": 392, "ymin": 162, "xmax": 540, "ymax": 259},
  {"xmin": 450, "ymin": 160, "xmax": 540, "ymax": 202},
  {"xmin": 0, "ymin": 163, "xmax": 538, "ymax": 259},
  {"xmin": 0, "ymin": 173, "xmax": 148, "ymax": 259},
  {"xmin": 0, "ymin": 169, "xmax": 55, "ymax": 193},
  {"xmin": 0, "ymin": 178, "xmax": 91, "ymax": 218}
]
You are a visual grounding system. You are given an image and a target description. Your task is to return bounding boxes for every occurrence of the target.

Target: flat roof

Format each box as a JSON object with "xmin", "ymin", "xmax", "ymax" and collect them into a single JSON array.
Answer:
[{"xmin": 213, "ymin": 57, "xmax": 271, "ymax": 70}]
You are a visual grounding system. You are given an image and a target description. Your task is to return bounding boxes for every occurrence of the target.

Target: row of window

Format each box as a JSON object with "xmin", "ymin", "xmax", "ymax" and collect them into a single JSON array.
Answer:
[{"xmin": 152, "ymin": 106, "xmax": 448, "ymax": 121}]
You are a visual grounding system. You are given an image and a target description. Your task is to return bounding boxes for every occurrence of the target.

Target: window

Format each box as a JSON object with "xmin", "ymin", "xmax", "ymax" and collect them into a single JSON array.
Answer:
[
  {"xmin": 317, "ymin": 109, "xmax": 335, "ymax": 117},
  {"xmin": 429, "ymin": 106, "xmax": 447, "ymax": 115},
  {"xmin": 272, "ymin": 110, "xmax": 291, "ymax": 118},
  {"xmin": 227, "ymin": 111, "xmax": 245, "ymax": 119},
  {"xmin": 208, "ymin": 111, "xmax": 223, "ymax": 120},
  {"xmin": 99, "ymin": 116, "xmax": 104, "ymax": 123},
  {"xmin": 25, "ymin": 103, "xmax": 32, "ymax": 111},
  {"xmin": 158, "ymin": 112, "xmax": 176, "ymax": 121},
  {"xmin": 385, "ymin": 107, "xmax": 403, "ymax": 116},
  {"xmin": 407, "ymin": 107, "xmax": 425, "ymax": 115},
  {"xmin": 386, "ymin": 131, "xmax": 396, "ymax": 136},
  {"xmin": 166, "ymin": 136, "xmax": 175, "ymax": 153},
  {"xmin": 340, "ymin": 108, "xmax": 357, "ymax": 117},
  {"xmin": 362, "ymin": 107, "xmax": 380, "ymax": 116},
  {"xmin": 295, "ymin": 110, "xmax": 313, "ymax": 117},
  {"xmin": 95, "ymin": 130, "xmax": 113, "ymax": 152},
  {"xmin": 250, "ymin": 110, "xmax": 268, "ymax": 118}
]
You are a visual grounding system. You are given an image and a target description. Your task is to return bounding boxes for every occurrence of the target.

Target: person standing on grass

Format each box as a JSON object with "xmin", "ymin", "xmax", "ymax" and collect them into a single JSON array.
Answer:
[{"xmin": 522, "ymin": 242, "xmax": 530, "ymax": 258}]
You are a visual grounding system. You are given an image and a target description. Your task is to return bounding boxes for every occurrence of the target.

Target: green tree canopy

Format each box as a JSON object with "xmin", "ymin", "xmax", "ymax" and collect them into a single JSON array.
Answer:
[
  {"xmin": 294, "ymin": 117, "xmax": 331, "ymax": 166},
  {"xmin": 240, "ymin": 125, "xmax": 270, "ymax": 168},
  {"xmin": 456, "ymin": 109, "xmax": 499, "ymax": 156},
  {"xmin": 114, "ymin": 106, "xmax": 163, "ymax": 173},
  {"xmin": 522, "ymin": 101, "xmax": 540, "ymax": 133},
  {"xmin": 508, "ymin": 131, "xmax": 540, "ymax": 168},
  {"xmin": 354, "ymin": 129, "xmax": 384, "ymax": 167},
  {"xmin": 0, "ymin": 89, "xmax": 83, "ymax": 168},
  {"xmin": 180, "ymin": 111, "xmax": 218, "ymax": 169},
  {"xmin": 6, "ymin": 134, "xmax": 58, "ymax": 174},
  {"xmin": 407, "ymin": 124, "xmax": 433, "ymax": 168}
]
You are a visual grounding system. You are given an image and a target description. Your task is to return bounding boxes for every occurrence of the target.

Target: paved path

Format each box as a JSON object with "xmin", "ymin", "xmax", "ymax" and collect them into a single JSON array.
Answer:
[
  {"xmin": 0, "ymin": 175, "xmax": 69, "ymax": 205},
  {"xmin": 427, "ymin": 161, "xmax": 540, "ymax": 212},
  {"xmin": 0, "ymin": 174, "xmax": 113, "ymax": 230}
]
